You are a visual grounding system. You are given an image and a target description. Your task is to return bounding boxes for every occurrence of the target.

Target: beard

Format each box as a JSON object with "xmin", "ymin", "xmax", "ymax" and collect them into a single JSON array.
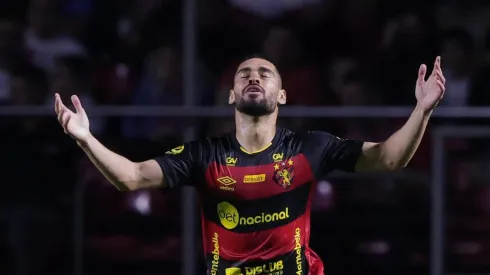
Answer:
[{"xmin": 235, "ymin": 96, "xmax": 276, "ymax": 117}]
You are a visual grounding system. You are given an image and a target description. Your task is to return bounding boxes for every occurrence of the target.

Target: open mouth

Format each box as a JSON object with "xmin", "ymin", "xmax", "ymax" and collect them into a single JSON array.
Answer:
[{"xmin": 244, "ymin": 85, "xmax": 264, "ymax": 94}]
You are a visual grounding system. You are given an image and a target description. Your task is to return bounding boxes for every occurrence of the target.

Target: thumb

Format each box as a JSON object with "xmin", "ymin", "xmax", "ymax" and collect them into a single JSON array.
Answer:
[
  {"xmin": 417, "ymin": 64, "xmax": 427, "ymax": 84},
  {"xmin": 71, "ymin": 95, "xmax": 85, "ymax": 114}
]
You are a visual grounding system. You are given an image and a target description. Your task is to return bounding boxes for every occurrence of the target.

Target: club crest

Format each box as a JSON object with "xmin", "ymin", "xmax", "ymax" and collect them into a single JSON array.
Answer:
[{"xmin": 273, "ymin": 159, "xmax": 295, "ymax": 189}]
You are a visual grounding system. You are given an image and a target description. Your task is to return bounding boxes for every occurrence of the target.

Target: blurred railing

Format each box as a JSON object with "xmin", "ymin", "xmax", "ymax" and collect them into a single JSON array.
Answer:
[
  {"xmin": 432, "ymin": 127, "xmax": 490, "ymax": 275},
  {"xmin": 3, "ymin": 105, "xmax": 490, "ymax": 117},
  {"xmin": 2, "ymin": 108, "xmax": 490, "ymax": 275}
]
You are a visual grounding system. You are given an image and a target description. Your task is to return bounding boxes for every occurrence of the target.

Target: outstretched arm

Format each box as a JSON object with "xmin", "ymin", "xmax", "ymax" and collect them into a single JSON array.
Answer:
[
  {"xmin": 356, "ymin": 105, "xmax": 431, "ymax": 171},
  {"xmin": 79, "ymin": 136, "xmax": 165, "ymax": 191},
  {"xmin": 355, "ymin": 56, "xmax": 446, "ymax": 172},
  {"xmin": 55, "ymin": 94, "xmax": 166, "ymax": 191}
]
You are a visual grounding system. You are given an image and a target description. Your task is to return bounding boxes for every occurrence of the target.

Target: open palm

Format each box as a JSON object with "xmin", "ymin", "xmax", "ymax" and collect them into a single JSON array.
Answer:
[
  {"xmin": 415, "ymin": 56, "xmax": 446, "ymax": 112},
  {"xmin": 54, "ymin": 93, "xmax": 91, "ymax": 142}
]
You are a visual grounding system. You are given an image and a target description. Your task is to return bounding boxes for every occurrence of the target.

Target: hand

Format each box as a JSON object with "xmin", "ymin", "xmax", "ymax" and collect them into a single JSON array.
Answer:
[
  {"xmin": 54, "ymin": 93, "xmax": 91, "ymax": 143},
  {"xmin": 415, "ymin": 56, "xmax": 446, "ymax": 112}
]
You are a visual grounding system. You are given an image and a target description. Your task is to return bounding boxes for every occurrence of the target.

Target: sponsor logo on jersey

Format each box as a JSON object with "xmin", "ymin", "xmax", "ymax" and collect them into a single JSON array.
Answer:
[
  {"xmin": 294, "ymin": 228, "xmax": 303, "ymax": 275},
  {"xmin": 210, "ymin": 232, "xmax": 220, "ymax": 275},
  {"xmin": 273, "ymin": 160, "xmax": 294, "ymax": 189},
  {"xmin": 217, "ymin": 202, "xmax": 290, "ymax": 230},
  {"xmin": 225, "ymin": 267, "xmax": 241, "ymax": 275},
  {"xmin": 226, "ymin": 157, "xmax": 238, "ymax": 166},
  {"xmin": 165, "ymin": 145, "xmax": 184, "ymax": 155},
  {"xmin": 243, "ymin": 174, "xmax": 266, "ymax": 184},
  {"xmin": 217, "ymin": 176, "xmax": 236, "ymax": 191},
  {"xmin": 225, "ymin": 260, "xmax": 284, "ymax": 275},
  {"xmin": 272, "ymin": 153, "xmax": 284, "ymax": 162}
]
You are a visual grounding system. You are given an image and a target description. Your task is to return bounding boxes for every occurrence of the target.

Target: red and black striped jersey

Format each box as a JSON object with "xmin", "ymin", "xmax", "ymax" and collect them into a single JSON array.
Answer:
[{"xmin": 156, "ymin": 128, "xmax": 363, "ymax": 275}]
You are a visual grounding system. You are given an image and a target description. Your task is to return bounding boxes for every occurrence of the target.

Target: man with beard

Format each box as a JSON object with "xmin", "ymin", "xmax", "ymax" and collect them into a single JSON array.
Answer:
[{"xmin": 54, "ymin": 56, "xmax": 445, "ymax": 275}]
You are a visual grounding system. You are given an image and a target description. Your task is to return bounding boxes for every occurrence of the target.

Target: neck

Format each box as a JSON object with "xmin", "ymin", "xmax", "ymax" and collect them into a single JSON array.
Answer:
[{"xmin": 235, "ymin": 110, "xmax": 278, "ymax": 153}]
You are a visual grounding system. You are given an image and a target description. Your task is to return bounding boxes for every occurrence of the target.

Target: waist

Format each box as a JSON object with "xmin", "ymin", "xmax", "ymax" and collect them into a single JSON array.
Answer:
[
  {"xmin": 204, "ymin": 221, "xmax": 308, "ymax": 260},
  {"xmin": 206, "ymin": 248, "xmax": 308, "ymax": 275}
]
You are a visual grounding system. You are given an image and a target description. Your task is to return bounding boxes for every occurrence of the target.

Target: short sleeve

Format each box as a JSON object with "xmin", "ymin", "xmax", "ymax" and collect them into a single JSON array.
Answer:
[
  {"xmin": 304, "ymin": 131, "xmax": 364, "ymax": 178},
  {"xmin": 154, "ymin": 141, "xmax": 205, "ymax": 188}
]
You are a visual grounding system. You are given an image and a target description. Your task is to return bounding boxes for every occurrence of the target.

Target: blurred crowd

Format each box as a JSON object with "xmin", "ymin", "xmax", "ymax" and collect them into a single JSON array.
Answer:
[{"xmin": 2, "ymin": 0, "xmax": 490, "ymax": 274}]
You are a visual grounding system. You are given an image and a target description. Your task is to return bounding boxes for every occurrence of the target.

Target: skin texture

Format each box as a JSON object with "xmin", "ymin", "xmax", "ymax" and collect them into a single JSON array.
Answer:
[
  {"xmin": 229, "ymin": 58, "xmax": 286, "ymax": 153},
  {"xmin": 53, "ymin": 56, "xmax": 446, "ymax": 190},
  {"xmin": 230, "ymin": 58, "xmax": 285, "ymax": 117}
]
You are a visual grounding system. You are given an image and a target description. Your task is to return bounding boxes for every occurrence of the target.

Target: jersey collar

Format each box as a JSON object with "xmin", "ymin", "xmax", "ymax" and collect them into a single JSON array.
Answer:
[{"xmin": 231, "ymin": 127, "xmax": 282, "ymax": 155}]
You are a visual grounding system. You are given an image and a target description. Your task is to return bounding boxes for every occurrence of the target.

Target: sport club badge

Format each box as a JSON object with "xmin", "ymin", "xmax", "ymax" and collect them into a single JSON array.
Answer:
[{"xmin": 273, "ymin": 159, "xmax": 295, "ymax": 189}]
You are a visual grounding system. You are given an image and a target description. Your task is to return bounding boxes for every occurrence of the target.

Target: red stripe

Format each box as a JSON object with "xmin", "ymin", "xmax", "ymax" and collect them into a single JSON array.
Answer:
[
  {"xmin": 200, "ymin": 151, "xmax": 323, "ymax": 272},
  {"xmin": 203, "ymin": 154, "xmax": 314, "ymax": 200}
]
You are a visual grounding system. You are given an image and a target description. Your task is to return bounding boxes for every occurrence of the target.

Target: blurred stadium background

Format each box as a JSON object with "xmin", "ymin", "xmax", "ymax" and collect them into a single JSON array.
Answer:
[{"xmin": 2, "ymin": 0, "xmax": 490, "ymax": 275}]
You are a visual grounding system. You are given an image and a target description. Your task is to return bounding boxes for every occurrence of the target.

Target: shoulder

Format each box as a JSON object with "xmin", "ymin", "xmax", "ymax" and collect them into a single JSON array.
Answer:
[
  {"xmin": 202, "ymin": 132, "xmax": 234, "ymax": 151},
  {"xmin": 281, "ymin": 130, "xmax": 345, "ymax": 158},
  {"xmin": 304, "ymin": 130, "xmax": 338, "ymax": 142},
  {"xmin": 275, "ymin": 128, "xmax": 335, "ymax": 154},
  {"xmin": 279, "ymin": 129, "xmax": 337, "ymax": 144},
  {"xmin": 171, "ymin": 133, "xmax": 233, "ymax": 158}
]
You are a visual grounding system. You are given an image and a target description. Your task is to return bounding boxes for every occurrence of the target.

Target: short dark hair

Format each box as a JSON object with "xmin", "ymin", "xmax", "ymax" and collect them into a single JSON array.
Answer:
[
  {"xmin": 239, "ymin": 54, "xmax": 283, "ymax": 88},
  {"xmin": 241, "ymin": 54, "xmax": 274, "ymax": 64}
]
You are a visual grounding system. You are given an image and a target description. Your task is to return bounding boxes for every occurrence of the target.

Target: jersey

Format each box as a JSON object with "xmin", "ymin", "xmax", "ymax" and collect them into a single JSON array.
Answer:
[{"xmin": 155, "ymin": 128, "xmax": 363, "ymax": 275}]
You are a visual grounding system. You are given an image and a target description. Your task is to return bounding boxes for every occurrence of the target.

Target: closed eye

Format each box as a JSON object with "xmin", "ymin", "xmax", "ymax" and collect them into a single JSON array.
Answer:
[{"xmin": 258, "ymin": 67, "xmax": 275, "ymax": 78}]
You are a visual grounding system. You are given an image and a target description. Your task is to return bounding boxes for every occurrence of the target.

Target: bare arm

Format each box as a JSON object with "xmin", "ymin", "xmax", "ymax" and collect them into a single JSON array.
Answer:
[
  {"xmin": 356, "ymin": 105, "xmax": 430, "ymax": 171},
  {"xmin": 54, "ymin": 93, "xmax": 165, "ymax": 191},
  {"xmin": 356, "ymin": 56, "xmax": 445, "ymax": 172},
  {"xmin": 79, "ymin": 136, "xmax": 165, "ymax": 191}
]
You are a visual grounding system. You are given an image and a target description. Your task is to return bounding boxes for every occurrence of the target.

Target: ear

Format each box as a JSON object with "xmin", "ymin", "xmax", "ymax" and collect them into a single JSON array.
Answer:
[
  {"xmin": 277, "ymin": 89, "xmax": 286, "ymax": 105},
  {"xmin": 228, "ymin": 90, "xmax": 235, "ymax": 104}
]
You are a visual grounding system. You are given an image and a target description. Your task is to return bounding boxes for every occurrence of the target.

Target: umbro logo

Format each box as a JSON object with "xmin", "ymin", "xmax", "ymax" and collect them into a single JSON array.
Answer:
[{"xmin": 217, "ymin": 176, "xmax": 236, "ymax": 191}]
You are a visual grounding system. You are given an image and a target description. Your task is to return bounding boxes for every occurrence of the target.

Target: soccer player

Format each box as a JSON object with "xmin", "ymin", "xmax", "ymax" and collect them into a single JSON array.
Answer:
[{"xmin": 54, "ymin": 56, "xmax": 445, "ymax": 275}]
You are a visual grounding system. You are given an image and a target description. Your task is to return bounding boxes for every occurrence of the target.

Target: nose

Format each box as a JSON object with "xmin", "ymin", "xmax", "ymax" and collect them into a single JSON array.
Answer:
[{"xmin": 248, "ymin": 78, "xmax": 260, "ymax": 85}]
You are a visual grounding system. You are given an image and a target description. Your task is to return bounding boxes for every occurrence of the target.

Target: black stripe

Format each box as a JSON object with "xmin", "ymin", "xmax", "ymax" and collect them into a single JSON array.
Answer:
[
  {"xmin": 202, "ymin": 183, "xmax": 311, "ymax": 233},
  {"xmin": 206, "ymin": 247, "xmax": 309, "ymax": 275},
  {"xmin": 221, "ymin": 129, "xmax": 304, "ymax": 167}
]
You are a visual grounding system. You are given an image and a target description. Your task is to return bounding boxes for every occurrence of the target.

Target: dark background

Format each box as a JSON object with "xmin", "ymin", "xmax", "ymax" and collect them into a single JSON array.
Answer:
[{"xmin": 1, "ymin": 0, "xmax": 490, "ymax": 274}]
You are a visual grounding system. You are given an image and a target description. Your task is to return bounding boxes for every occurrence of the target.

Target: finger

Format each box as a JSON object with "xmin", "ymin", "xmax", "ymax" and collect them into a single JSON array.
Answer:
[
  {"xmin": 63, "ymin": 117, "xmax": 71, "ymax": 134},
  {"xmin": 434, "ymin": 56, "xmax": 439, "ymax": 70},
  {"xmin": 71, "ymin": 95, "xmax": 85, "ymax": 114},
  {"xmin": 437, "ymin": 80, "xmax": 445, "ymax": 94},
  {"xmin": 436, "ymin": 70, "xmax": 446, "ymax": 84},
  {"xmin": 59, "ymin": 110, "xmax": 66, "ymax": 122},
  {"xmin": 418, "ymin": 64, "xmax": 427, "ymax": 83},
  {"xmin": 430, "ymin": 58, "xmax": 439, "ymax": 76},
  {"xmin": 432, "ymin": 56, "xmax": 442, "ymax": 75},
  {"xmin": 58, "ymin": 94, "xmax": 68, "ymax": 111},
  {"xmin": 54, "ymin": 93, "xmax": 61, "ymax": 114},
  {"xmin": 57, "ymin": 106, "xmax": 65, "ymax": 122},
  {"xmin": 62, "ymin": 112, "xmax": 71, "ymax": 130},
  {"xmin": 57, "ymin": 105, "xmax": 74, "ymax": 123}
]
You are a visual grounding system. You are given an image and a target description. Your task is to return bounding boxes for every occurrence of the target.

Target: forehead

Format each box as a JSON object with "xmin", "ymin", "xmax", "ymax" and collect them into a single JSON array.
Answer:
[{"xmin": 237, "ymin": 58, "xmax": 276, "ymax": 72}]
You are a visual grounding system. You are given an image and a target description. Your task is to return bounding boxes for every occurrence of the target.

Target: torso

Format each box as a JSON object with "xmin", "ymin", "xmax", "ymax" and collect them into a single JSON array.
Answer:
[
  {"xmin": 157, "ymin": 127, "xmax": 363, "ymax": 275},
  {"xmin": 199, "ymin": 129, "xmax": 321, "ymax": 275}
]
